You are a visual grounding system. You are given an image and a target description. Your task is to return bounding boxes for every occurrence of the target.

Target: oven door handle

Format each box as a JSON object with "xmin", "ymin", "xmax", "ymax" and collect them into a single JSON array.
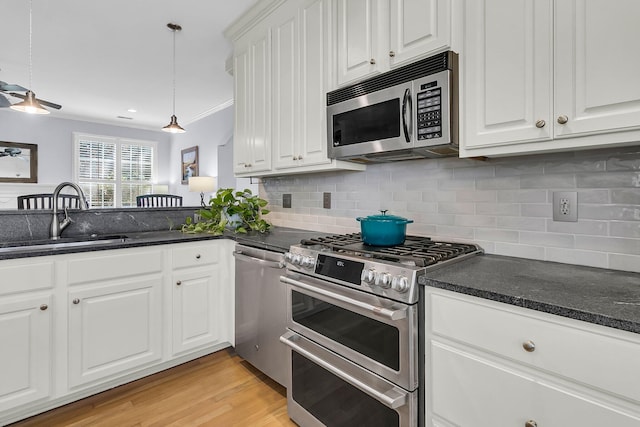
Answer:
[
  {"xmin": 233, "ymin": 251, "xmax": 285, "ymax": 269},
  {"xmin": 280, "ymin": 275, "xmax": 407, "ymax": 321},
  {"xmin": 280, "ymin": 331, "xmax": 407, "ymax": 410}
]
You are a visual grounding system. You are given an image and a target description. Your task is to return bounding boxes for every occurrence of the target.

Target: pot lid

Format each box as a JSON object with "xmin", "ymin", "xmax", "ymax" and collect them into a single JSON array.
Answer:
[{"xmin": 358, "ymin": 210, "xmax": 412, "ymax": 222}]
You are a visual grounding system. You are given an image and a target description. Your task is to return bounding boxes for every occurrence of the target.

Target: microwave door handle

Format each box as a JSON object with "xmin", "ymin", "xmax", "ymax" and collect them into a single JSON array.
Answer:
[
  {"xmin": 280, "ymin": 275, "xmax": 407, "ymax": 321},
  {"xmin": 402, "ymin": 88, "xmax": 412, "ymax": 142},
  {"xmin": 280, "ymin": 331, "xmax": 408, "ymax": 410}
]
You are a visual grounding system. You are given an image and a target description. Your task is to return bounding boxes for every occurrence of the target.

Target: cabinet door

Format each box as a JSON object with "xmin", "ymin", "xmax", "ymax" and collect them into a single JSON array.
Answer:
[
  {"xmin": 463, "ymin": 0, "xmax": 553, "ymax": 149},
  {"xmin": 233, "ymin": 45, "xmax": 253, "ymax": 174},
  {"xmin": 0, "ymin": 295, "xmax": 51, "ymax": 411},
  {"xmin": 388, "ymin": 0, "xmax": 450, "ymax": 67},
  {"xmin": 172, "ymin": 267, "xmax": 221, "ymax": 355},
  {"xmin": 336, "ymin": 0, "xmax": 380, "ymax": 85},
  {"xmin": 298, "ymin": 0, "xmax": 332, "ymax": 167},
  {"xmin": 272, "ymin": 4, "xmax": 300, "ymax": 170},
  {"xmin": 68, "ymin": 278, "xmax": 162, "ymax": 388},
  {"xmin": 249, "ymin": 28, "xmax": 272, "ymax": 173},
  {"xmin": 429, "ymin": 342, "xmax": 640, "ymax": 427},
  {"xmin": 554, "ymin": 0, "xmax": 640, "ymax": 138}
]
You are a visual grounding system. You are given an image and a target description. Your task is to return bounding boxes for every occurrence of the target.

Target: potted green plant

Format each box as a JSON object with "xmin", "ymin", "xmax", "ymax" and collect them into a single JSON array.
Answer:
[{"xmin": 181, "ymin": 188, "xmax": 271, "ymax": 235}]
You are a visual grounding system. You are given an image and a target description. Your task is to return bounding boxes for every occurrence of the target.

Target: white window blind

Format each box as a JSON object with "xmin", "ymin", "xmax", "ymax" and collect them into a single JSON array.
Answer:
[{"xmin": 73, "ymin": 133, "xmax": 157, "ymax": 208}]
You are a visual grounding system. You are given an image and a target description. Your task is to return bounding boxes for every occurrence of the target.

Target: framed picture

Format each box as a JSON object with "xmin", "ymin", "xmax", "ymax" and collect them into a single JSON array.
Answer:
[
  {"xmin": 181, "ymin": 146, "xmax": 199, "ymax": 185},
  {"xmin": 0, "ymin": 141, "xmax": 38, "ymax": 183}
]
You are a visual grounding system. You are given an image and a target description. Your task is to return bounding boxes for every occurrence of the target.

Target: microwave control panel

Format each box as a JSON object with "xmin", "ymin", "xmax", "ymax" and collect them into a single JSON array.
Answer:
[{"xmin": 416, "ymin": 82, "xmax": 442, "ymax": 140}]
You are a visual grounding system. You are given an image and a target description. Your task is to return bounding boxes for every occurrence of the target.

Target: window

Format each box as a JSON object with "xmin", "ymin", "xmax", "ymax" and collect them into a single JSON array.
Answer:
[{"xmin": 73, "ymin": 133, "xmax": 157, "ymax": 208}]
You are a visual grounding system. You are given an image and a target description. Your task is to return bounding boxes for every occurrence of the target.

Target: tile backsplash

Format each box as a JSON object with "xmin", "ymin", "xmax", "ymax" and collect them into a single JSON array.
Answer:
[{"xmin": 260, "ymin": 146, "xmax": 640, "ymax": 273}]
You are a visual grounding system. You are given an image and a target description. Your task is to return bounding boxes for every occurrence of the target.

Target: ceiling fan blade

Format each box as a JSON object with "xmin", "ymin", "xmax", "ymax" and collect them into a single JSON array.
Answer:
[
  {"xmin": 0, "ymin": 94, "xmax": 11, "ymax": 108},
  {"xmin": 0, "ymin": 81, "xmax": 28, "ymax": 92},
  {"xmin": 7, "ymin": 92, "xmax": 62, "ymax": 110}
]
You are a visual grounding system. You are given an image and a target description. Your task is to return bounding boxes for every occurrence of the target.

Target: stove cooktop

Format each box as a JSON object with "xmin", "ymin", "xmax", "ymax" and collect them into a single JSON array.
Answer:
[{"xmin": 300, "ymin": 233, "xmax": 482, "ymax": 268}]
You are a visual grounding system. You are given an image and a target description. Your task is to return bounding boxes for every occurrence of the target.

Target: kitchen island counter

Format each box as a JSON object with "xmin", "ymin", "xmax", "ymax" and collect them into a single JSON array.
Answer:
[{"xmin": 421, "ymin": 254, "xmax": 640, "ymax": 334}]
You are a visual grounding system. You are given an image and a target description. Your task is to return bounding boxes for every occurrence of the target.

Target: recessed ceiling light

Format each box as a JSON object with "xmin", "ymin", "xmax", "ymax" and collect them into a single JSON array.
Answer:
[{"xmin": 127, "ymin": 109, "xmax": 137, "ymax": 113}]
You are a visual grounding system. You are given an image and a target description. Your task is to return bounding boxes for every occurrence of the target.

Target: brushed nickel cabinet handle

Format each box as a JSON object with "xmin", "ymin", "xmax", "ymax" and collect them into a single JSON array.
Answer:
[
  {"xmin": 195, "ymin": 254, "xmax": 201, "ymax": 259},
  {"xmin": 525, "ymin": 420, "xmax": 538, "ymax": 427},
  {"xmin": 370, "ymin": 58, "xmax": 376, "ymax": 64},
  {"xmin": 297, "ymin": 155, "xmax": 302, "ymax": 160},
  {"xmin": 176, "ymin": 281, "xmax": 182, "ymax": 286},
  {"xmin": 389, "ymin": 51, "xmax": 395, "ymax": 57},
  {"xmin": 535, "ymin": 119, "xmax": 546, "ymax": 128},
  {"xmin": 557, "ymin": 115, "xmax": 568, "ymax": 124},
  {"xmin": 522, "ymin": 340, "xmax": 536, "ymax": 352},
  {"xmin": 72, "ymin": 298, "xmax": 80, "ymax": 304},
  {"xmin": 292, "ymin": 156, "xmax": 298, "ymax": 160},
  {"xmin": 40, "ymin": 304, "xmax": 48, "ymax": 311}
]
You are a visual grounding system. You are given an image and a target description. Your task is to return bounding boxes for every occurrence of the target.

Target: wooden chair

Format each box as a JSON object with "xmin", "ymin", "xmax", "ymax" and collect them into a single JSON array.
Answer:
[
  {"xmin": 136, "ymin": 194, "xmax": 183, "ymax": 207},
  {"xmin": 17, "ymin": 193, "xmax": 84, "ymax": 210}
]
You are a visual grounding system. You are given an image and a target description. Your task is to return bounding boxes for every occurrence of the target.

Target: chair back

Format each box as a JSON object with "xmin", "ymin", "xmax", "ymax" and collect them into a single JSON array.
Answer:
[
  {"xmin": 17, "ymin": 193, "xmax": 83, "ymax": 210},
  {"xmin": 136, "ymin": 194, "xmax": 183, "ymax": 207}
]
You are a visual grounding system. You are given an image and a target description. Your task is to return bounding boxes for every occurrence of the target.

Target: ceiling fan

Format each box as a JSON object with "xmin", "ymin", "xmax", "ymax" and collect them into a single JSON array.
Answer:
[{"xmin": 0, "ymin": 80, "xmax": 62, "ymax": 111}]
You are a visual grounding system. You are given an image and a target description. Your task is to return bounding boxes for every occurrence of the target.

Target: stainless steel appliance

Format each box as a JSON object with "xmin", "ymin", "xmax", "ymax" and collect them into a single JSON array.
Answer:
[
  {"xmin": 233, "ymin": 244, "xmax": 287, "ymax": 386},
  {"xmin": 327, "ymin": 51, "xmax": 458, "ymax": 163},
  {"xmin": 280, "ymin": 233, "xmax": 482, "ymax": 427}
]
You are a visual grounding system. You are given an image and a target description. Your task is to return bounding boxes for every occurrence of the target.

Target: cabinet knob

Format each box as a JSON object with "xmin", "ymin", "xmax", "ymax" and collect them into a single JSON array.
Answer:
[
  {"xmin": 522, "ymin": 340, "xmax": 536, "ymax": 352},
  {"xmin": 389, "ymin": 51, "xmax": 395, "ymax": 57},
  {"xmin": 557, "ymin": 115, "xmax": 568, "ymax": 124},
  {"xmin": 40, "ymin": 304, "xmax": 48, "ymax": 311},
  {"xmin": 255, "ymin": 344, "xmax": 259, "ymax": 351},
  {"xmin": 297, "ymin": 155, "xmax": 302, "ymax": 160},
  {"xmin": 525, "ymin": 420, "xmax": 538, "ymax": 427},
  {"xmin": 72, "ymin": 298, "xmax": 80, "ymax": 305},
  {"xmin": 195, "ymin": 254, "xmax": 201, "ymax": 259},
  {"xmin": 292, "ymin": 156, "xmax": 298, "ymax": 160},
  {"xmin": 370, "ymin": 58, "xmax": 376, "ymax": 64},
  {"xmin": 176, "ymin": 281, "xmax": 182, "ymax": 286},
  {"xmin": 535, "ymin": 119, "xmax": 546, "ymax": 128}
]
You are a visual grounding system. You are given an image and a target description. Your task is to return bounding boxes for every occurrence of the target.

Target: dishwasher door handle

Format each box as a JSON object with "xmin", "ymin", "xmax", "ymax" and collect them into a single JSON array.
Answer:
[{"xmin": 233, "ymin": 251, "xmax": 285, "ymax": 269}]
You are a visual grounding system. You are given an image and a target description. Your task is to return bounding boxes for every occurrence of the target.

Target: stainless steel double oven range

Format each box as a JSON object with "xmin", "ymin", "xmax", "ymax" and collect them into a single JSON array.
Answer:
[{"xmin": 280, "ymin": 233, "xmax": 482, "ymax": 427}]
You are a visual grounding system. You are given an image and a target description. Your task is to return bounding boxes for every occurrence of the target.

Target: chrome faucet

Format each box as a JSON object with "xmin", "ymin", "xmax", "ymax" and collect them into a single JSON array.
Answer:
[{"xmin": 50, "ymin": 182, "xmax": 89, "ymax": 240}]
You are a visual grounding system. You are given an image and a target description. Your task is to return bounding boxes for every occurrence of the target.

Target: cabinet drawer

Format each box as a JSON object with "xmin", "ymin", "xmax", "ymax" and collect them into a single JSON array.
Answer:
[
  {"xmin": 172, "ymin": 243, "xmax": 218, "ymax": 269},
  {"xmin": 66, "ymin": 248, "xmax": 163, "ymax": 285},
  {"xmin": 0, "ymin": 258, "xmax": 54, "ymax": 295},
  {"xmin": 431, "ymin": 342, "xmax": 640, "ymax": 427},
  {"xmin": 429, "ymin": 291, "xmax": 640, "ymax": 403}
]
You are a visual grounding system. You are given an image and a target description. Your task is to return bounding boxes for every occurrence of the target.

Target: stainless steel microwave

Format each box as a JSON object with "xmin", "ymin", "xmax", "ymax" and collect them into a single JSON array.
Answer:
[{"xmin": 327, "ymin": 51, "xmax": 458, "ymax": 162}]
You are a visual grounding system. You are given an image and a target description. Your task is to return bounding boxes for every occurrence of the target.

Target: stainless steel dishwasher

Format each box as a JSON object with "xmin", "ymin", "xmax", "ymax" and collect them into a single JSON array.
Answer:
[{"xmin": 233, "ymin": 243, "xmax": 287, "ymax": 386}]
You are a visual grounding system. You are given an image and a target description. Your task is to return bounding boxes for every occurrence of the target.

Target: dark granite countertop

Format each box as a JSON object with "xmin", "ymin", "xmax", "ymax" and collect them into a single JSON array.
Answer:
[
  {"xmin": 0, "ymin": 226, "xmax": 326, "ymax": 260},
  {"xmin": 421, "ymin": 254, "xmax": 640, "ymax": 334}
]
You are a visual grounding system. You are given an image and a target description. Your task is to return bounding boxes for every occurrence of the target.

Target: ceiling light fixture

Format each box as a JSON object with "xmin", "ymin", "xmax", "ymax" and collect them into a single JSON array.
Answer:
[
  {"xmin": 11, "ymin": 0, "xmax": 49, "ymax": 115},
  {"xmin": 162, "ymin": 23, "xmax": 185, "ymax": 134}
]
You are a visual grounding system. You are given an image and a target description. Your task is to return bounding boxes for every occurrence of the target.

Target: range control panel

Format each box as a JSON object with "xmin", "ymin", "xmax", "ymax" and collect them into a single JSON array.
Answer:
[{"xmin": 417, "ymin": 82, "xmax": 442, "ymax": 140}]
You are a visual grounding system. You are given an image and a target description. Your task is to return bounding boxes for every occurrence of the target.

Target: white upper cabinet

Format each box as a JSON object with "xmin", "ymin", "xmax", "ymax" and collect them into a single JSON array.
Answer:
[
  {"xmin": 461, "ymin": 0, "xmax": 640, "ymax": 157},
  {"xmin": 388, "ymin": 0, "xmax": 451, "ymax": 67},
  {"xmin": 233, "ymin": 23, "xmax": 272, "ymax": 175},
  {"xmin": 335, "ymin": 0, "xmax": 451, "ymax": 87}
]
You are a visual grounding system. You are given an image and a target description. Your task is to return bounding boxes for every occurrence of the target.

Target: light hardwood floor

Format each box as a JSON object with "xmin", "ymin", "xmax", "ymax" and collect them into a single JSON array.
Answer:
[{"xmin": 10, "ymin": 348, "xmax": 298, "ymax": 427}]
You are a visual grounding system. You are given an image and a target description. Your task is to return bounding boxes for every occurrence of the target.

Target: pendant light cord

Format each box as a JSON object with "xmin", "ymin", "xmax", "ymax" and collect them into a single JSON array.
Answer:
[
  {"xmin": 171, "ymin": 27, "xmax": 176, "ymax": 116},
  {"xmin": 28, "ymin": 0, "xmax": 33, "ymax": 90}
]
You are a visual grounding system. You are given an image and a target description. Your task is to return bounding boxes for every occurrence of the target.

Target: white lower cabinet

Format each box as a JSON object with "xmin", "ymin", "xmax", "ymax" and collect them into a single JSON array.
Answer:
[
  {"xmin": 425, "ymin": 288, "xmax": 640, "ymax": 427},
  {"xmin": 67, "ymin": 277, "xmax": 162, "ymax": 388},
  {"xmin": 0, "ymin": 240, "xmax": 234, "ymax": 425},
  {"xmin": 0, "ymin": 295, "xmax": 52, "ymax": 412}
]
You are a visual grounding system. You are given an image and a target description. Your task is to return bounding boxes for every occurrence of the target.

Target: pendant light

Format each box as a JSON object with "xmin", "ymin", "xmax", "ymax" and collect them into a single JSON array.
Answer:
[
  {"xmin": 11, "ymin": 0, "xmax": 49, "ymax": 115},
  {"xmin": 162, "ymin": 23, "xmax": 185, "ymax": 133}
]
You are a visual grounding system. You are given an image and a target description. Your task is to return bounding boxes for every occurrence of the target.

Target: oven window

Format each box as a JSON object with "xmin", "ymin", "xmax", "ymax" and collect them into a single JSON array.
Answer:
[
  {"xmin": 292, "ymin": 290, "xmax": 400, "ymax": 370},
  {"xmin": 292, "ymin": 351, "xmax": 399, "ymax": 427},
  {"xmin": 333, "ymin": 99, "xmax": 401, "ymax": 146}
]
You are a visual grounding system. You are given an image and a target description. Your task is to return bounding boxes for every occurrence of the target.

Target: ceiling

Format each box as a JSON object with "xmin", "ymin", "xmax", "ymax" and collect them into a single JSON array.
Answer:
[{"xmin": 0, "ymin": 0, "xmax": 256, "ymax": 130}]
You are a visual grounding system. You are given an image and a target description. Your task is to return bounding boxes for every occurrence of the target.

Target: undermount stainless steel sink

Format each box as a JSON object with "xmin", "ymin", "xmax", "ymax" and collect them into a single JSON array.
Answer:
[{"xmin": 0, "ymin": 235, "xmax": 128, "ymax": 254}]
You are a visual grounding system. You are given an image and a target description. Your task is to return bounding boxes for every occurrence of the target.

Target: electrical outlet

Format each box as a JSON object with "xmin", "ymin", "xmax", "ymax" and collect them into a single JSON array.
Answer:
[
  {"xmin": 553, "ymin": 191, "xmax": 578, "ymax": 222},
  {"xmin": 323, "ymin": 192, "xmax": 331, "ymax": 209},
  {"xmin": 283, "ymin": 193, "xmax": 292, "ymax": 209}
]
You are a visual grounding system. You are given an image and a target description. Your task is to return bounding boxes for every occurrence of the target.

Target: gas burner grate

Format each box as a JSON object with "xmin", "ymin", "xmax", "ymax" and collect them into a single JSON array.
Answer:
[{"xmin": 301, "ymin": 233, "xmax": 481, "ymax": 267}]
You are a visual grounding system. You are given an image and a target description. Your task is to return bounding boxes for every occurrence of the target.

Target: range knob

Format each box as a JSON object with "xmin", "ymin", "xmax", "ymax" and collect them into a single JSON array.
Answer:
[
  {"xmin": 301, "ymin": 256, "xmax": 315, "ymax": 269},
  {"xmin": 391, "ymin": 276, "xmax": 410, "ymax": 293},
  {"xmin": 292, "ymin": 254, "xmax": 303, "ymax": 265},
  {"xmin": 284, "ymin": 252, "xmax": 294, "ymax": 263},
  {"xmin": 361, "ymin": 268, "xmax": 376, "ymax": 284},
  {"xmin": 375, "ymin": 272, "xmax": 392, "ymax": 289}
]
